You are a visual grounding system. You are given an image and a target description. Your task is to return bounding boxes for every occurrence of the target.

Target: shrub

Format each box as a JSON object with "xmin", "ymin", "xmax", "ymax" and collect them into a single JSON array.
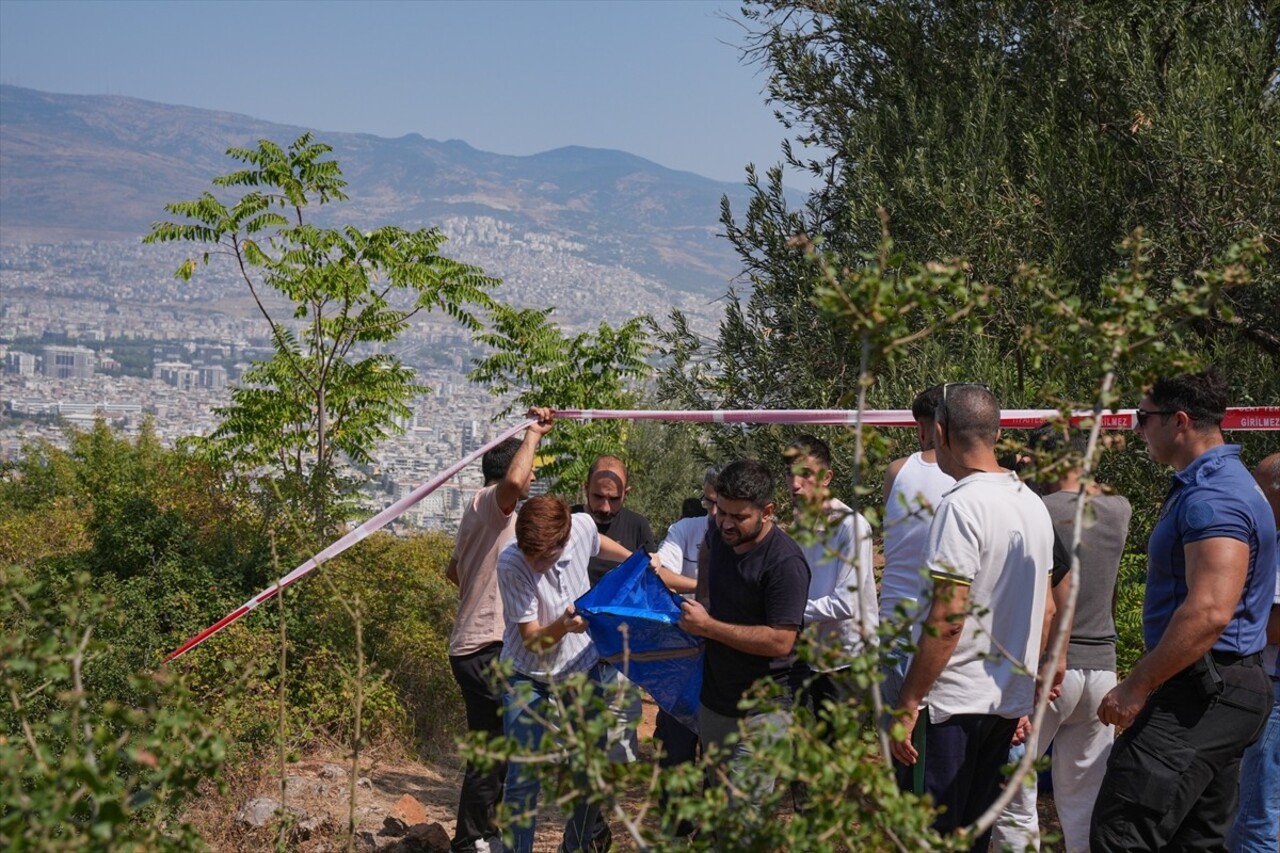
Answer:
[
  {"xmin": 1114, "ymin": 552, "xmax": 1149, "ymax": 678},
  {"xmin": 288, "ymin": 531, "xmax": 464, "ymax": 753},
  {"xmin": 0, "ymin": 568, "xmax": 230, "ymax": 851}
]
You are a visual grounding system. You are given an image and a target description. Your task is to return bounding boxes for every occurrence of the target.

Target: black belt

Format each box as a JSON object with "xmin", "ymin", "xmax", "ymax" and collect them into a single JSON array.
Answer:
[{"xmin": 1210, "ymin": 650, "xmax": 1262, "ymax": 668}]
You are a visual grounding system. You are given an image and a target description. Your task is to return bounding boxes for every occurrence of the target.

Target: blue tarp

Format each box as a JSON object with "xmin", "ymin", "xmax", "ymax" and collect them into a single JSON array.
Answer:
[{"xmin": 575, "ymin": 550, "xmax": 703, "ymax": 732}]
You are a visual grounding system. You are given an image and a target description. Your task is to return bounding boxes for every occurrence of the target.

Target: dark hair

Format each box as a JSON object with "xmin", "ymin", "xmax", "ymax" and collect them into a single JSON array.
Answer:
[
  {"xmin": 680, "ymin": 497, "xmax": 707, "ymax": 519},
  {"xmin": 481, "ymin": 437, "xmax": 522, "ymax": 484},
  {"xmin": 715, "ymin": 459, "xmax": 775, "ymax": 509},
  {"xmin": 936, "ymin": 384, "xmax": 1000, "ymax": 446},
  {"xmin": 515, "ymin": 495, "xmax": 571, "ymax": 559},
  {"xmin": 1029, "ymin": 423, "xmax": 1087, "ymax": 456},
  {"xmin": 784, "ymin": 434, "xmax": 832, "ymax": 470},
  {"xmin": 912, "ymin": 385, "xmax": 945, "ymax": 423},
  {"xmin": 1149, "ymin": 368, "xmax": 1227, "ymax": 430}
]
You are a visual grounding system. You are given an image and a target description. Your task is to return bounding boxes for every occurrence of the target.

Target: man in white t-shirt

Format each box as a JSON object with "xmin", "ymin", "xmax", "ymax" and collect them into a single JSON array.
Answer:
[
  {"xmin": 656, "ymin": 467, "xmax": 720, "ymax": 597},
  {"xmin": 496, "ymin": 495, "xmax": 648, "ymax": 853},
  {"xmin": 446, "ymin": 408, "xmax": 553, "ymax": 853},
  {"xmin": 881, "ymin": 385, "xmax": 955, "ymax": 708},
  {"xmin": 889, "ymin": 383, "xmax": 1054, "ymax": 853},
  {"xmin": 651, "ymin": 467, "xmax": 719, "ymax": 811}
]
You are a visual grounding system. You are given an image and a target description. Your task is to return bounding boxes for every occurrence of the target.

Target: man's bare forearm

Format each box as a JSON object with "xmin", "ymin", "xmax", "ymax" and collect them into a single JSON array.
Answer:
[
  {"xmin": 1123, "ymin": 607, "xmax": 1229, "ymax": 694},
  {"xmin": 701, "ymin": 618, "xmax": 797, "ymax": 658},
  {"xmin": 899, "ymin": 620, "xmax": 962, "ymax": 709},
  {"xmin": 899, "ymin": 580, "xmax": 967, "ymax": 709}
]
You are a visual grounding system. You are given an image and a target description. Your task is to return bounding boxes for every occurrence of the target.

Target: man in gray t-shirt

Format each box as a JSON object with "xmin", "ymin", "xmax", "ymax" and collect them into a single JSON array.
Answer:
[{"xmin": 994, "ymin": 431, "xmax": 1132, "ymax": 853}]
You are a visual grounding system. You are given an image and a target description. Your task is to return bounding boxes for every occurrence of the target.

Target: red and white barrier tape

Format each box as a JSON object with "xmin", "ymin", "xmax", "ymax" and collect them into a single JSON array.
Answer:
[
  {"xmin": 163, "ymin": 418, "xmax": 535, "ymax": 662},
  {"xmin": 164, "ymin": 404, "xmax": 1278, "ymax": 662},
  {"xmin": 558, "ymin": 406, "xmax": 1280, "ymax": 431}
]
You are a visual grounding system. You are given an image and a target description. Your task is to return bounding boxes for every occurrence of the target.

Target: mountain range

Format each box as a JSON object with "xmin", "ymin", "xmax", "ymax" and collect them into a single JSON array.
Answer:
[{"xmin": 0, "ymin": 85, "xmax": 765, "ymax": 296}]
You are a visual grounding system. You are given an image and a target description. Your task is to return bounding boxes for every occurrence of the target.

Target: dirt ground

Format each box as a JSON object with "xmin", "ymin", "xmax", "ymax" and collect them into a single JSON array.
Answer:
[
  {"xmin": 191, "ymin": 700, "xmax": 664, "ymax": 852},
  {"xmin": 192, "ymin": 698, "xmax": 1064, "ymax": 852}
]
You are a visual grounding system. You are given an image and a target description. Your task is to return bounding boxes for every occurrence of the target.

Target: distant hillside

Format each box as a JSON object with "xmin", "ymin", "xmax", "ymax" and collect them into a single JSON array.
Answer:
[{"xmin": 0, "ymin": 85, "xmax": 761, "ymax": 295}]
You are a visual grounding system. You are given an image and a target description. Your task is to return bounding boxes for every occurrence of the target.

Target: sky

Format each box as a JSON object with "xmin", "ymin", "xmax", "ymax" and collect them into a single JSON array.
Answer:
[{"xmin": 0, "ymin": 0, "xmax": 809, "ymax": 188}]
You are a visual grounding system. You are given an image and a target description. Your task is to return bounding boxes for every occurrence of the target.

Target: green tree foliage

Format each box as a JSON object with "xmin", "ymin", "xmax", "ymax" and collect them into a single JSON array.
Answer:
[
  {"xmin": 0, "ymin": 423, "xmax": 269, "ymax": 710},
  {"xmin": 666, "ymin": 1, "xmax": 1279, "ymax": 397},
  {"xmin": 281, "ymin": 531, "xmax": 464, "ymax": 752},
  {"xmin": 51, "ymin": 425, "xmax": 457, "ymax": 749},
  {"xmin": 619, "ymin": 418, "xmax": 714, "ymax": 536},
  {"xmin": 468, "ymin": 304, "xmax": 652, "ymax": 491},
  {"xmin": 144, "ymin": 134, "xmax": 497, "ymax": 536},
  {"xmin": 1, "ymin": 569, "xmax": 230, "ymax": 852},
  {"xmin": 658, "ymin": 0, "xmax": 1277, "ymax": 503}
]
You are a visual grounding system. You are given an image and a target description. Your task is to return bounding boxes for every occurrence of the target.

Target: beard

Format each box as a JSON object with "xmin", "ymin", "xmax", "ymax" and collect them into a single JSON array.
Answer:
[
  {"xmin": 590, "ymin": 506, "xmax": 619, "ymax": 525},
  {"xmin": 719, "ymin": 516, "xmax": 765, "ymax": 548}
]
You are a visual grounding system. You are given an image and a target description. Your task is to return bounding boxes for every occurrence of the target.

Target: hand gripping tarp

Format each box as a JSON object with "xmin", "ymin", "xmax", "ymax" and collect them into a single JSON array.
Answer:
[{"xmin": 574, "ymin": 550, "xmax": 703, "ymax": 733}]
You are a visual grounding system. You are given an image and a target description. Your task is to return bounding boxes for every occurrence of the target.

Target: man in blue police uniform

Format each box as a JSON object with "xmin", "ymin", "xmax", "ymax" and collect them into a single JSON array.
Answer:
[{"xmin": 1091, "ymin": 369, "xmax": 1277, "ymax": 852}]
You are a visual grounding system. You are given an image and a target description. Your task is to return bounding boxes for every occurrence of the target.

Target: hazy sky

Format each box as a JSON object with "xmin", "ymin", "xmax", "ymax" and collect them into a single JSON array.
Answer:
[{"xmin": 0, "ymin": 0, "xmax": 808, "ymax": 187}]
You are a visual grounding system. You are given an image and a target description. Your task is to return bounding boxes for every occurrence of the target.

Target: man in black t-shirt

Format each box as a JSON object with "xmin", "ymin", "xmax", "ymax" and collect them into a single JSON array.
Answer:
[
  {"xmin": 678, "ymin": 459, "xmax": 810, "ymax": 807},
  {"xmin": 572, "ymin": 455, "xmax": 657, "ymax": 587},
  {"xmin": 570, "ymin": 455, "xmax": 657, "ymax": 850}
]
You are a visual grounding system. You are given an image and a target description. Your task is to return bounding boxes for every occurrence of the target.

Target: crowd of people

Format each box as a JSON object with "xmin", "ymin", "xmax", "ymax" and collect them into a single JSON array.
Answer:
[{"xmin": 443, "ymin": 368, "xmax": 1279, "ymax": 853}]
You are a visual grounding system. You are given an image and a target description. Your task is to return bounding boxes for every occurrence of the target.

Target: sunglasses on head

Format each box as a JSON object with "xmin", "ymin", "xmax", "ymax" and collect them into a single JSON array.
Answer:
[{"xmin": 939, "ymin": 382, "xmax": 993, "ymax": 416}]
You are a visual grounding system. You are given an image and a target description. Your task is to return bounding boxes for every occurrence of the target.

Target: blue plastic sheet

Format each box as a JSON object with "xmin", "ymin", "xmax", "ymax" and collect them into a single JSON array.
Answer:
[{"xmin": 575, "ymin": 550, "xmax": 703, "ymax": 732}]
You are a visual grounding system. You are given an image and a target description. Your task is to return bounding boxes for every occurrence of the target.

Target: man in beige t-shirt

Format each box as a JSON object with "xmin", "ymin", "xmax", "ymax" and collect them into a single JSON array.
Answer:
[{"xmin": 446, "ymin": 407, "xmax": 553, "ymax": 853}]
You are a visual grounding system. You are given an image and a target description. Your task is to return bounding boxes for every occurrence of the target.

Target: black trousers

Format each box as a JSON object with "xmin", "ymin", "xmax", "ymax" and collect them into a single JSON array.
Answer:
[
  {"xmin": 892, "ymin": 710, "xmax": 1020, "ymax": 853},
  {"xmin": 1090, "ymin": 654, "xmax": 1273, "ymax": 852},
  {"xmin": 654, "ymin": 708, "xmax": 700, "ymax": 768},
  {"xmin": 449, "ymin": 642, "xmax": 506, "ymax": 850}
]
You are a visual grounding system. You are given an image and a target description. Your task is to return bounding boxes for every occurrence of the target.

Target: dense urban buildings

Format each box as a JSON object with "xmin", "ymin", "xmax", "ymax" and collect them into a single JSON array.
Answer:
[{"xmin": 1, "ymin": 228, "xmax": 723, "ymax": 532}]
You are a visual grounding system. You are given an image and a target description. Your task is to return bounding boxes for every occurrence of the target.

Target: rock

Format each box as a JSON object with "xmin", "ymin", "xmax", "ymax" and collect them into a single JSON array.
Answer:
[
  {"xmin": 380, "ymin": 814, "xmax": 409, "ymax": 838},
  {"xmin": 282, "ymin": 774, "xmax": 326, "ymax": 797},
  {"xmin": 294, "ymin": 813, "xmax": 334, "ymax": 841},
  {"xmin": 357, "ymin": 776, "xmax": 374, "ymax": 789},
  {"xmin": 389, "ymin": 793, "xmax": 428, "ymax": 828},
  {"xmin": 403, "ymin": 821, "xmax": 452, "ymax": 852},
  {"xmin": 318, "ymin": 762, "xmax": 348, "ymax": 779},
  {"xmin": 355, "ymin": 829, "xmax": 400, "ymax": 851},
  {"xmin": 233, "ymin": 796, "xmax": 306, "ymax": 828}
]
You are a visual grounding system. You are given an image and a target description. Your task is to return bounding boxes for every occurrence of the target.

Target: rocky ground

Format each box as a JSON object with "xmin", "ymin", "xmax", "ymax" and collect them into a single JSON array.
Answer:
[
  {"xmin": 190, "ymin": 702, "xmax": 664, "ymax": 852},
  {"xmin": 189, "ymin": 699, "xmax": 1061, "ymax": 852}
]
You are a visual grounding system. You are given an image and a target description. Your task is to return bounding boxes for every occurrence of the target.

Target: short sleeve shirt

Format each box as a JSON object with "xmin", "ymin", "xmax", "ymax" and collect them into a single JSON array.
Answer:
[
  {"xmin": 448, "ymin": 483, "xmax": 515, "ymax": 656},
  {"xmin": 570, "ymin": 506, "xmax": 656, "ymax": 587},
  {"xmin": 1143, "ymin": 445, "xmax": 1278, "ymax": 655},
  {"xmin": 701, "ymin": 524, "xmax": 811, "ymax": 717},
  {"xmin": 497, "ymin": 513, "xmax": 601, "ymax": 682},
  {"xmin": 919, "ymin": 472, "xmax": 1054, "ymax": 722},
  {"xmin": 658, "ymin": 515, "xmax": 714, "ymax": 581}
]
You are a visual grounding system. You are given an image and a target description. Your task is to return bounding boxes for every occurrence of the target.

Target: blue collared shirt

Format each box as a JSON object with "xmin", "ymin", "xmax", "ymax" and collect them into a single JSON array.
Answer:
[{"xmin": 1143, "ymin": 444, "xmax": 1278, "ymax": 655}]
